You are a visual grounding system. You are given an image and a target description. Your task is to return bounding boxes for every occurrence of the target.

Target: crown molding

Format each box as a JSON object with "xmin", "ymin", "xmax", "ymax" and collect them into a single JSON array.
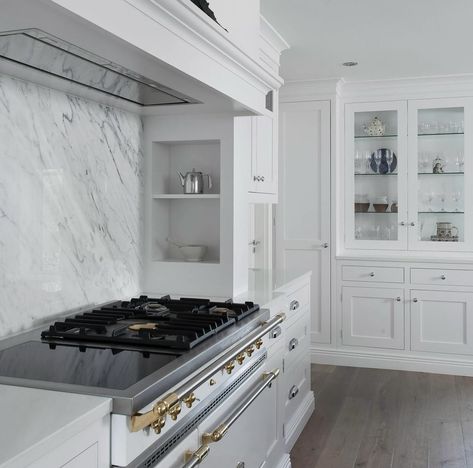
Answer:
[{"xmin": 280, "ymin": 78, "xmax": 343, "ymax": 102}]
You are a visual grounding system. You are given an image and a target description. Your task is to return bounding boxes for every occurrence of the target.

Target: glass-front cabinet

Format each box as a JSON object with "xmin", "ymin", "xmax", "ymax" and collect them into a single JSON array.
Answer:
[
  {"xmin": 345, "ymin": 101, "xmax": 408, "ymax": 249},
  {"xmin": 408, "ymin": 98, "xmax": 472, "ymax": 251},
  {"xmin": 345, "ymin": 98, "xmax": 473, "ymax": 252}
]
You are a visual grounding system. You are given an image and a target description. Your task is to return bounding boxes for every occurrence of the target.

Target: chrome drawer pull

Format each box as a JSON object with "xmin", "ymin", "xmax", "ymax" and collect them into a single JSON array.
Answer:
[
  {"xmin": 271, "ymin": 326, "xmax": 282, "ymax": 339},
  {"xmin": 289, "ymin": 385, "xmax": 299, "ymax": 400},
  {"xmin": 289, "ymin": 338, "xmax": 299, "ymax": 351},
  {"xmin": 413, "ymin": 298, "xmax": 418, "ymax": 303},
  {"xmin": 201, "ymin": 369, "xmax": 280, "ymax": 445},
  {"xmin": 369, "ymin": 272, "xmax": 375, "ymax": 277},
  {"xmin": 441, "ymin": 274, "xmax": 446, "ymax": 280},
  {"xmin": 396, "ymin": 297, "xmax": 401, "ymax": 302},
  {"xmin": 290, "ymin": 300, "xmax": 300, "ymax": 311}
]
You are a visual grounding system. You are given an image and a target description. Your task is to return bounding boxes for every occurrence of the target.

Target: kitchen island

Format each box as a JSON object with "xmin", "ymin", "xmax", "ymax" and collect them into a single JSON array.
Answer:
[{"xmin": 0, "ymin": 385, "xmax": 111, "ymax": 468}]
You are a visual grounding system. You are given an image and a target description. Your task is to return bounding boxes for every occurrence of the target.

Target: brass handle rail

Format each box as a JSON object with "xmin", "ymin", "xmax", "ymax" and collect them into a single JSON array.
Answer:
[
  {"xmin": 130, "ymin": 313, "xmax": 286, "ymax": 433},
  {"xmin": 182, "ymin": 369, "xmax": 280, "ymax": 468}
]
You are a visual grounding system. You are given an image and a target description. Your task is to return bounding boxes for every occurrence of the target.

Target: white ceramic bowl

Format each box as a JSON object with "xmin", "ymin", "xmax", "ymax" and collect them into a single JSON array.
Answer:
[{"xmin": 179, "ymin": 245, "xmax": 207, "ymax": 262}]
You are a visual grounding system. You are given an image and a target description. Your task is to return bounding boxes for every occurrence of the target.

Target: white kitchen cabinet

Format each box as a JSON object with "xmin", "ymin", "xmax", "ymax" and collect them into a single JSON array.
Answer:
[
  {"xmin": 344, "ymin": 97, "xmax": 473, "ymax": 253},
  {"xmin": 277, "ymin": 100, "xmax": 331, "ymax": 345},
  {"xmin": 341, "ymin": 286, "xmax": 405, "ymax": 349},
  {"xmin": 250, "ymin": 115, "xmax": 278, "ymax": 195},
  {"xmin": 411, "ymin": 289, "xmax": 473, "ymax": 355},
  {"xmin": 345, "ymin": 101, "xmax": 408, "ymax": 250}
]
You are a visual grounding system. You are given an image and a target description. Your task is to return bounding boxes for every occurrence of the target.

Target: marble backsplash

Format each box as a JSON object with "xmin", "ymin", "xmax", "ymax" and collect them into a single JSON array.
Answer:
[{"xmin": 0, "ymin": 73, "xmax": 144, "ymax": 338}]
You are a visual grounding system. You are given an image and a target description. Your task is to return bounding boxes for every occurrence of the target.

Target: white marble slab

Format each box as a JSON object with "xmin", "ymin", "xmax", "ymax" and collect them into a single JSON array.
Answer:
[
  {"xmin": 0, "ymin": 384, "xmax": 111, "ymax": 468},
  {"xmin": 0, "ymin": 72, "xmax": 144, "ymax": 338}
]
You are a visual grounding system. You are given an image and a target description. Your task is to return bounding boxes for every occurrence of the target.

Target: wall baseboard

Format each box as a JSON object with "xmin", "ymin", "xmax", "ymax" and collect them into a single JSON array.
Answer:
[
  {"xmin": 284, "ymin": 391, "xmax": 315, "ymax": 452},
  {"xmin": 274, "ymin": 453, "xmax": 291, "ymax": 468},
  {"xmin": 311, "ymin": 346, "xmax": 473, "ymax": 376}
]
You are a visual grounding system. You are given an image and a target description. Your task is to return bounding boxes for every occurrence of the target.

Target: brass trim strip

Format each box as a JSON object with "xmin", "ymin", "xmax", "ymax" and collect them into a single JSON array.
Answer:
[{"xmin": 130, "ymin": 313, "xmax": 285, "ymax": 433}]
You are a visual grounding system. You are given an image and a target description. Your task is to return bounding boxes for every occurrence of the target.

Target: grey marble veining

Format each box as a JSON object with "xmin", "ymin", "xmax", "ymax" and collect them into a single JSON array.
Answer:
[{"xmin": 0, "ymin": 72, "xmax": 144, "ymax": 338}]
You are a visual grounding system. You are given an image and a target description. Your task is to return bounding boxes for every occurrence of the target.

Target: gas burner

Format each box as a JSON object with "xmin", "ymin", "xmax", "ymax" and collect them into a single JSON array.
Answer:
[{"xmin": 40, "ymin": 295, "xmax": 260, "ymax": 351}]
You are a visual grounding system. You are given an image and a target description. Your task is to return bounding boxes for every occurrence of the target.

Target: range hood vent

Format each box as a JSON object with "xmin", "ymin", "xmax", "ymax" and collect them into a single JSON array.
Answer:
[{"xmin": 0, "ymin": 29, "xmax": 200, "ymax": 107}]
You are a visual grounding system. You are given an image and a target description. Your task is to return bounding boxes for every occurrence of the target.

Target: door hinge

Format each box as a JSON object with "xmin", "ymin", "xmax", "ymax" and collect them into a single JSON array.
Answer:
[
  {"xmin": 282, "ymin": 358, "xmax": 285, "ymax": 373},
  {"xmin": 282, "ymin": 424, "xmax": 285, "ymax": 438}
]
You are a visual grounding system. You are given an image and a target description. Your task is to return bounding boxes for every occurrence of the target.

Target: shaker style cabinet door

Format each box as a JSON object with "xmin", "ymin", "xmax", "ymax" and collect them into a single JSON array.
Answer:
[
  {"xmin": 277, "ymin": 100, "xmax": 331, "ymax": 344},
  {"xmin": 341, "ymin": 287, "xmax": 405, "ymax": 349},
  {"xmin": 345, "ymin": 101, "xmax": 408, "ymax": 250},
  {"xmin": 407, "ymin": 98, "xmax": 473, "ymax": 251},
  {"xmin": 411, "ymin": 290, "xmax": 473, "ymax": 355},
  {"xmin": 250, "ymin": 115, "xmax": 278, "ymax": 194}
]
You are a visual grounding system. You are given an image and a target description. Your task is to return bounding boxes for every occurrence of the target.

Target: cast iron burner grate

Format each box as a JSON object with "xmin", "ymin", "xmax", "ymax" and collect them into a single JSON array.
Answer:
[{"xmin": 41, "ymin": 295, "xmax": 259, "ymax": 350}]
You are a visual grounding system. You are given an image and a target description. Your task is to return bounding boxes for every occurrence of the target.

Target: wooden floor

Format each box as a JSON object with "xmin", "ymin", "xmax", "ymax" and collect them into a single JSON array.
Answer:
[{"xmin": 290, "ymin": 364, "xmax": 473, "ymax": 468}]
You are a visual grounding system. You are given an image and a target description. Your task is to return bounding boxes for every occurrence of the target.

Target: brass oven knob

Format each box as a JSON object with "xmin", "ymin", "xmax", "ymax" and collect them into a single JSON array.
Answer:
[
  {"xmin": 225, "ymin": 360, "xmax": 235, "ymax": 374},
  {"xmin": 236, "ymin": 353, "xmax": 246, "ymax": 365},
  {"xmin": 152, "ymin": 416, "xmax": 166, "ymax": 434},
  {"xmin": 246, "ymin": 345, "xmax": 255, "ymax": 357},
  {"xmin": 255, "ymin": 338, "xmax": 263, "ymax": 350},
  {"xmin": 169, "ymin": 404, "xmax": 181, "ymax": 421},
  {"xmin": 183, "ymin": 393, "xmax": 196, "ymax": 408}
]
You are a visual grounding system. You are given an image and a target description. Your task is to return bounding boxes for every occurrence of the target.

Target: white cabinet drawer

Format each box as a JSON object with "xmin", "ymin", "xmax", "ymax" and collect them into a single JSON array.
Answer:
[
  {"xmin": 411, "ymin": 268, "xmax": 473, "ymax": 287},
  {"xmin": 284, "ymin": 311, "xmax": 309, "ymax": 366},
  {"xmin": 342, "ymin": 265, "xmax": 404, "ymax": 283},
  {"xmin": 283, "ymin": 355, "xmax": 310, "ymax": 424},
  {"xmin": 285, "ymin": 284, "xmax": 310, "ymax": 315}
]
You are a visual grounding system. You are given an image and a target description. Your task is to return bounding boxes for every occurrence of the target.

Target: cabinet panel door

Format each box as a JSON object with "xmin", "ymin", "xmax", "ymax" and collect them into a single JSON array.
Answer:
[
  {"xmin": 251, "ymin": 115, "xmax": 277, "ymax": 194},
  {"xmin": 407, "ymin": 98, "xmax": 473, "ymax": 251},
  {"xmin": 277, "ymin": 100, "xmax": 331, "ymax": 344},
  {"xmin": 342, "ymin": 287, "xmax": 405, "ymax": 349},
  {"xmin": 411, "ymin": 290, "xmax": 473, "ymax": 354},
  {"xmin": 345, "ymin": 101, "xmax": 408, "ymax": 250}
]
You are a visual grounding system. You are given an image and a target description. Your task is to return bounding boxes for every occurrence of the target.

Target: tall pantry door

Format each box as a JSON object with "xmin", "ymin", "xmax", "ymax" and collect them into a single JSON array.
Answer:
[{"xmin": 277, "ymin": 100, "xmax": 331, "ymax": 344}]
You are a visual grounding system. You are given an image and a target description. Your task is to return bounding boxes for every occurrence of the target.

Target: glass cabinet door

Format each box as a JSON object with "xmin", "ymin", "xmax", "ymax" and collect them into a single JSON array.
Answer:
[
  {"xmin": 345, "ymin": 102, "xmax": 408, "ymax": 249},
  {"xmin": 408, "ymin": 99, "xmax": 472, "ymax": 251}
]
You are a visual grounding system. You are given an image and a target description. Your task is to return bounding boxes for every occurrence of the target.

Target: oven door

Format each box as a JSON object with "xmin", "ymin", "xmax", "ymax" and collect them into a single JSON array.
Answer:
[{"xmin": 183, "ymin": 366, "xmax": 280, "ymax": 468}]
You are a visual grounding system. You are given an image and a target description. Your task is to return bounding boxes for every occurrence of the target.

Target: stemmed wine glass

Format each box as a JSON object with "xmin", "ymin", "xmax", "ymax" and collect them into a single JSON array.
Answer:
[
  {"xmin": 439, "ymin": 193, "xmax": 447, "ymax": 212},
  {"xmin": 451, "ymin": 191, "xmax": 462, "ymax": 212},
  {"xmin": 386, "ymin": 150, "xmax": 394, "ymax": 173},
  {"xmin": 374, "ymin": 151, "xmax": 382, "ymax": 173}
]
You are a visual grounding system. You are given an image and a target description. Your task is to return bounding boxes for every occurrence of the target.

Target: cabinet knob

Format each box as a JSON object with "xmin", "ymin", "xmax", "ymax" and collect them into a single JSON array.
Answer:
[
  {"xmin": 396, "ymin": 297, "xmax": 401, "ymax": 302},
  {"xmin": 289, "ymin": 300, "xmax": 300, "ymax": 311},
  {"xmin": 413, "ymin": 298, "xmax": 418, "ymax": 303},
  {"xmin": 261, "ymin": 176, "xmax": 265, "ymax": 182},
  {"xmin": 289, "ymin": 338, "xmax": 299, "ymax": 351},
  {"xmin": 441, "ymin": 274, "xmax": 446, "ymax": 280},
  {"xmin": 369, "ymin": 272, "xmax": 375, "ymax": 277},
  {"xmin": 323, "ymin": 242, "xmax": 329, "ymax": 248},
  {"xmin": 410, "ymin": 222, "xmax": 416, "ymax": 227},
  {"xmin": 400, "ymin": 221, "xmax": 406, "ymax": 226}
]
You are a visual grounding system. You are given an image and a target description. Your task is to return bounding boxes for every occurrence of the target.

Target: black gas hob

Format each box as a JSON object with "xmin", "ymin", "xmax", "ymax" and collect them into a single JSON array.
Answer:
[{"xmin": 41, "ymin": 295, "xmax": 260, "ymax": 351}]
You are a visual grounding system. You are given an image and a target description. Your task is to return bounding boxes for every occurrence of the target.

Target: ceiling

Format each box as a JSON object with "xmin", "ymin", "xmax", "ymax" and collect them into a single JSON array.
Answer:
[{"xmin": 261, "ymin": 0, "xmax": 473, "ymax": 82}]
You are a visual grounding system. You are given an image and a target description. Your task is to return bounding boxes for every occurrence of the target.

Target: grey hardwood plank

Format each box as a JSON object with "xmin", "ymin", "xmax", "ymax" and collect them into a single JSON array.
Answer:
[
  {"xmin": 353, "ymin": 370, "xmax": 401, "ymax": 468},
  {"xmin": 427, "ymin": 419, "xmax": 467, "ymax": 468},
  {"xmin": 391, "ymin": 371, "xmax": 431, "ymax": 468},
  {"xmin": 428, "ymin": 373, "xmax": 462, "ymax": 422},
  {"xmin": 291, "ymin": 366, "xmax": 358, "ymax": 468},
  {"xmin": 315, "ymin": 396, "xmax": 371, "ymax": 468},
  {"xmin": 455, "ymin": 376, "xmax": 473, "ymax": 467}
]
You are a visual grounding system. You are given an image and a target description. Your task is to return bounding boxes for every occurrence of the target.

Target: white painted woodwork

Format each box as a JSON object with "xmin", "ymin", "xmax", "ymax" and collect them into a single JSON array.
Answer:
[
  {"xmin": 250, "ymin": 115, "xmax": 277, "ymax": 194},
  {"xmin": 407, "ymin": 97, "xmax": 473, "ymax": 252},
  {"xmin": 143, "ymin": 113, "xmax": 249, "ymax": 297},
  {"xmin": 345, "ymin": 100, "xmax": 408, "ymax": 250},
  {"xmin": 342, "ymin": 286, "xmax": 405, "ymax": 349},
  {"xmin": 411, "ymin": 268, "xmax": 473, "ymax": 287},
  {"xmin": 342, "ymin": 265, "xmax": 404, "ymax": 283},
  {"xmin": 411, "ymin": 290, "xmax": 473, "ymax": 355},
  {"xmin": 278, "ymin": 100, "xmax": 331, "ymax": 344}
]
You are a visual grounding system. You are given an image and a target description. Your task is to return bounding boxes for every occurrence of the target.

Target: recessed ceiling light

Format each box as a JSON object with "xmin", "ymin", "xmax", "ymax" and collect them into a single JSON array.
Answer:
[{"xmin": 342, "ymin": 61, "xmax": 358, "ymax": 67}]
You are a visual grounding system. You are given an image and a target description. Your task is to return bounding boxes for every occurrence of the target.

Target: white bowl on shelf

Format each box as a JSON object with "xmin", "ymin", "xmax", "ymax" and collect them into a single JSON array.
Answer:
[{"xmin": 179, "ymin": 245, "xmax": 207, "ymax": 262}]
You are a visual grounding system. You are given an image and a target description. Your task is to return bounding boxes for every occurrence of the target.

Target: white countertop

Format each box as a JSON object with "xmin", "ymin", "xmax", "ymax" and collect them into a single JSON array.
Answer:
[{"xmin": 0, "ymin": 385, "xmax": 111, "ymax": 468}]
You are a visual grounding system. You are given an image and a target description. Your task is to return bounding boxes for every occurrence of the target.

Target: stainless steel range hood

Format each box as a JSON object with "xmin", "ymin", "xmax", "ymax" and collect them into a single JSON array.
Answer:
[{"xmin": 0, "ymin": 28, "xmax": 200, "ymax": 107}]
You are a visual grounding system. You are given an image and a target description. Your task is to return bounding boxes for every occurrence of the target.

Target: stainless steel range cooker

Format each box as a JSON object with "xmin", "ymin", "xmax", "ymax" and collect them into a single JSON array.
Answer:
[{"xmin": 0, "ymin": 295, "xmax": 285, "ymax": 467}]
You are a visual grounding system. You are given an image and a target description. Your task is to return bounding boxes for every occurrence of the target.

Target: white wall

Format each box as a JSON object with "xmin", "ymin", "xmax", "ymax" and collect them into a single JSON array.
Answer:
[{"xmin": 0, "ymin": 73, "xmax": 143, "ymax": 338}]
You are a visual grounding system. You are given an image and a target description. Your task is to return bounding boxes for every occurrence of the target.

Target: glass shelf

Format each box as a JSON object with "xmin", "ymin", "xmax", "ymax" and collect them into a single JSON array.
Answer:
[
  {"xmin": 355, "ymin": 134, "xmax": 397, "ymax": 140},
  {"xmin": 418, "ymin": 172, "xmax": 464, "ymax": 175},
  {"xmin": 418, "ymin": 211, "xmax": 464, "ymax": 214},
  {"xmin": 355, "ymin": 211, "xmax": 397, "ymax": 214},
  {"xmin": 418, "ymin": 132, "xmax": 464, "ymax": 137},
  {"xmin": 355, "ymin": 172, "xmax": 397, "ymax": 176}
]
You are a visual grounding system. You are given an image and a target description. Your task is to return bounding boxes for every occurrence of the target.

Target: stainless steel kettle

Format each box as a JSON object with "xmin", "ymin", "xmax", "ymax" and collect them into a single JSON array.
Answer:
[{"xmin": 177, "ymin": 169, "xmax": 212, "ymax": 194}]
